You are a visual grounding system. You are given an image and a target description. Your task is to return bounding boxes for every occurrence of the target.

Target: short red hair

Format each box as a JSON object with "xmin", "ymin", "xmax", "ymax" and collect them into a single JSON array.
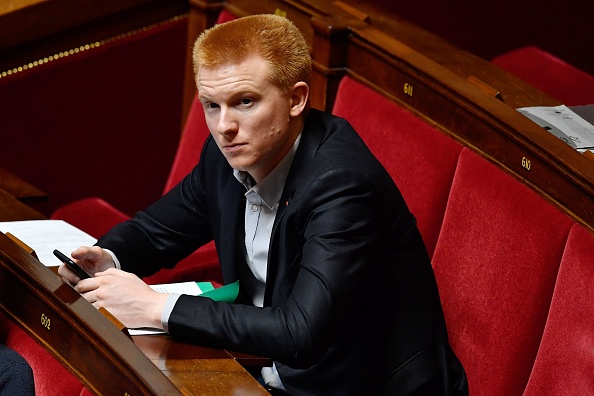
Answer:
[{"xmin": 193, "ymin": 14, "xmax": 311, "ymax": 95}]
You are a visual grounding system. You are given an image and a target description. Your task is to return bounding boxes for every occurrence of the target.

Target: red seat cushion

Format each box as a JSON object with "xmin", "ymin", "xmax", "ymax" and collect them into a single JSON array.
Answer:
[
  {"xmin": 332, "ymin": 76, "xmax": 462, "ymax": 257},
  {"xmin": 432, "ymin": 148, "xmax": 574, "ymax": 396},
  {"xmin": 493, "ymin": 46, "xmax": 594, "ymax": 106},
  {"xmin": 523, "ymin": 224, "xmax": 594, "ymax": 396}
]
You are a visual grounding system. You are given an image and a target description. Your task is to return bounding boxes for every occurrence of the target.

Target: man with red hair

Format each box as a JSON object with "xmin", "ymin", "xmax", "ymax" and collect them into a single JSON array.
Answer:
[{"xmin": 60, "ymin": 15, "xmax": 467, "ymax": 395}]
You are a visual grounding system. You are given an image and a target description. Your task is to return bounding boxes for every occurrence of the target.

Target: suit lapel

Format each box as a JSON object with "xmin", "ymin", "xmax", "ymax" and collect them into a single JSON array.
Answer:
[
  {"xmin": 265, "ymin": 111, "xmax": 326, "ymax": 302},
  {"xmin": 218, "ymin": 176, "xmax": 246, "ymax": 283},
  {"xmin": 274, "ymin": 111, "xmax": 325, "ymax": 227}
]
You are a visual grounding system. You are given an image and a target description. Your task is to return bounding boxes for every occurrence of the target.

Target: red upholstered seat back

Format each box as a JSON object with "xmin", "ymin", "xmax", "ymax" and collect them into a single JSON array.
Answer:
[
  {"xmin": 522, "ymin": 224, "xmax": 594, "ymax": 396},
  {"xmin": 492, "ymin": 46, "xmax": 594, "ymax": 106},
  {"xmin": 162, "ymin": 93, "xmax": 210, "ymax": 193},
  {"xmin": 216, "ymin": 8, "xmax": 237, "ymax": 24},
  {"xmin": 332, "ymin": 76, "xmax": 462, "ymax": 257},
  {"xmin": 432, "ymin": 148, "xmax": 574, "ymax": 396}
]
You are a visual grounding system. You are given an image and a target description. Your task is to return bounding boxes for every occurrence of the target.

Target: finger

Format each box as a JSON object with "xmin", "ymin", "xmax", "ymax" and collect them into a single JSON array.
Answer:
[
  {"xmin": 74, "ymin": 278, "xmax": 100, "ymax": 294},
  {"xmin": 94, "ymin": 267, "xmax": 134, "ymax": 279},
  {"xmin": 57, "ymin": 263, "xmax": 81, "ymax": 284},
  {"xmin": 83, "ymin": 292, "xmax": 99, "ymax": 306},
  {"xmin": 71, "ymin": 246, "xmax": 100, "ymax": 261}
]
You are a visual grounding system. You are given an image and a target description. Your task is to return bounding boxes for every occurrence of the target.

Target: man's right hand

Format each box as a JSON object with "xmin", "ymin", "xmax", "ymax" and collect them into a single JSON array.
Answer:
[{"xmin": 57, "ymin": 246, "xmax": 115, "ymax": 284}]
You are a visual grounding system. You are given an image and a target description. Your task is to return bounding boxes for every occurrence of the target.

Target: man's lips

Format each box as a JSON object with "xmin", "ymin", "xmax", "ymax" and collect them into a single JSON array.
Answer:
[{"xmin": 223, "ymin": 143, "xmax": 246, "ymax": 153}]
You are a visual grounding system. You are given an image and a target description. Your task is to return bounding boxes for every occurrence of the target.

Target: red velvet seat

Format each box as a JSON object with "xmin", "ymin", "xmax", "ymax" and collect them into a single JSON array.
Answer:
[
  {"xmin": 431, "ymin": 148, "xmax": 574, "ymax": 396},
  {"xmin": 492, "ymin": 46, "xmax": 594, "ymax": 106},
  {"xmin": 522, "ymin": 224, "xmax": 594, "ymax": 396},
  {"xmin": 332, "ymin": 76, "xmax": 462, "ymax": 257},
  {"xmin": 51, "ymin": 93, "xmax": 222, "ymax": 285}
]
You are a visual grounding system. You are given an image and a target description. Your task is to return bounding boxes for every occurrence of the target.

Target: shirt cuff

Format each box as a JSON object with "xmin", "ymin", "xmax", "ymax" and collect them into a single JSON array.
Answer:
[
  {"xmin": 103, "ymin": 248, "xmax": 178, "ymax": 333},
  {"xmin": 103, "ymin": 248, "xmax": 121, "ymax": 269},
  {"xmin": 162, "ymin": 293, "xmax": 182, "ymax": 333}
]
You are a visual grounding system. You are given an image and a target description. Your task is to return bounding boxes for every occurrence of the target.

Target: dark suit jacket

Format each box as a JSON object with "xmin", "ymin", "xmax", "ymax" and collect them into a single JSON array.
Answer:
[
  {"xmin": 98, "ymin": 109, "xmax": 467, "ymax": 395},
  {"xmin": 0, "ymin": 344, "xmax": 35, "ymax": 396}
]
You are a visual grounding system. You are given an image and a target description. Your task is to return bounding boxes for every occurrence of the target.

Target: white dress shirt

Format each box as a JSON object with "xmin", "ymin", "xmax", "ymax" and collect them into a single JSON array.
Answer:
[{"xmin": 233, "ymin": 134, "xmax": 301, "ymax": 390}]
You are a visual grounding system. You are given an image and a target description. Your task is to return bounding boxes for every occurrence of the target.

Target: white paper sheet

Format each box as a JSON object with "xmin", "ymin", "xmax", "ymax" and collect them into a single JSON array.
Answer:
[
  {"xmin": 0, "ymin": 219, "xmax": 97, "ymax": 266},
  {"xmin": 149, "ymin": 281, "xmax": 205, "ymax": 295}
]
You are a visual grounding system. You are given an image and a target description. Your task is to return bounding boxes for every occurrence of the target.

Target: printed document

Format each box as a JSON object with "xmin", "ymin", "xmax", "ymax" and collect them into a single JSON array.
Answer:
[{"xmin": 518, "ymin": 105, "xmax": 594, "ymax": 152}]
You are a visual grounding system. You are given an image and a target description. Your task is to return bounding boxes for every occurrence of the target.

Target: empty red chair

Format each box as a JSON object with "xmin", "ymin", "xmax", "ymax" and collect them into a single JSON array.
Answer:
[{"xmin": 432, "ymin": 148, "xmax": 574, "ymax": 396}]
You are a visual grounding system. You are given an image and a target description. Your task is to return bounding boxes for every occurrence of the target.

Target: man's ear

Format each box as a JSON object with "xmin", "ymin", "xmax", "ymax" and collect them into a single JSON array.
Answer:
[{"xmin": 289, "ymin": 82, "xmax": 309, "ymax": 117}]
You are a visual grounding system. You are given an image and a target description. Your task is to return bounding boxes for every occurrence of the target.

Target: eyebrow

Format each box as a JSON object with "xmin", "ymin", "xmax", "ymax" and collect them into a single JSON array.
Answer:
[{"xmin": 200, "ymin": 87, "xmax": 262, "ymax": 103}]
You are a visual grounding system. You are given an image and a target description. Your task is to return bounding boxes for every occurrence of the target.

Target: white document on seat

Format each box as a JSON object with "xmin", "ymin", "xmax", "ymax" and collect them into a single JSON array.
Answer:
[
  {"xmin": 518, "ymin": 105, "xmax": 594, "ymax": 152},
  {"xmin": 0, "ymin": 219, "xmax": 97, "ymax": 266}
]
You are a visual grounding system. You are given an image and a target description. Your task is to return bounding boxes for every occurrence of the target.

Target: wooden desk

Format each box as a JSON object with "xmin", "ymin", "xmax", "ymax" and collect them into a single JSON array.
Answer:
[
  {"xmin": 0, "ymin": 192, "xmax": 268, "ymax": 395},
  {"xmin": 134, "ymin": 336, "xmax": 268, "ymax": 395}
]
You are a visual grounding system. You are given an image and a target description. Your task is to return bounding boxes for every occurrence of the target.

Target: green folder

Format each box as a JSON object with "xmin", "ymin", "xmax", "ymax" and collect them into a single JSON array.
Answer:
[{"xmin": 196, "ymin": 280, "xmax": 239, "ymax": 303}]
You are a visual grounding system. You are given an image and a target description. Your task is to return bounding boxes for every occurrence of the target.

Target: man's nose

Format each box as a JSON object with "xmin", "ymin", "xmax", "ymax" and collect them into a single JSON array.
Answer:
[{"xmin": 216, "ymin": 108, "xmax": 238, "ymax": 136}]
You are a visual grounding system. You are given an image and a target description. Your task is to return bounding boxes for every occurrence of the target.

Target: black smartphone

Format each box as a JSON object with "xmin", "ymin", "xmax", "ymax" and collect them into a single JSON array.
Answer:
[{"xmin": 53, "ymin": 249, "xmax": 91, "ymax": 279}]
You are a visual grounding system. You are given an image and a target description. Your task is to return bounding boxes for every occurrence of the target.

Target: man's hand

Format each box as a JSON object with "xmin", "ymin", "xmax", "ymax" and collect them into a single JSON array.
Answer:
[
  {"xmin": 57, "ymin": 246, "xmax": 113, "ymax": 284},
  {"xmin": 74, "ymin": 268, "xmax": 168, "ymax": 329}
]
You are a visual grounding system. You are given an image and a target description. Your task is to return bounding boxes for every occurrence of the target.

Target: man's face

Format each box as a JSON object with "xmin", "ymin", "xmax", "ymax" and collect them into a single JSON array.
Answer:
[{"xmin": 198, "ymin": 55, "xmax": 300, "ymax": 183}]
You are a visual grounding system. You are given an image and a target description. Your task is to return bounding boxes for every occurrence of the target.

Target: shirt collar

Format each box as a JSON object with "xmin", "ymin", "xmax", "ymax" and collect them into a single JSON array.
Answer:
[{"xmin": 234, "ymin": 133, "xmax": 302, "ymax": 209}]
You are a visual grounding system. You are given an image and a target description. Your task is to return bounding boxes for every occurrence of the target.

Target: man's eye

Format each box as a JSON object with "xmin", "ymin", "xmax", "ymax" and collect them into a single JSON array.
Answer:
[
  {"xmin": 240, "ymin": 98, "xmax": 253, "ymax": 106},
  {"xmin": 205, "ymin": 102, "xmax": 219, "ymax": 110}
]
